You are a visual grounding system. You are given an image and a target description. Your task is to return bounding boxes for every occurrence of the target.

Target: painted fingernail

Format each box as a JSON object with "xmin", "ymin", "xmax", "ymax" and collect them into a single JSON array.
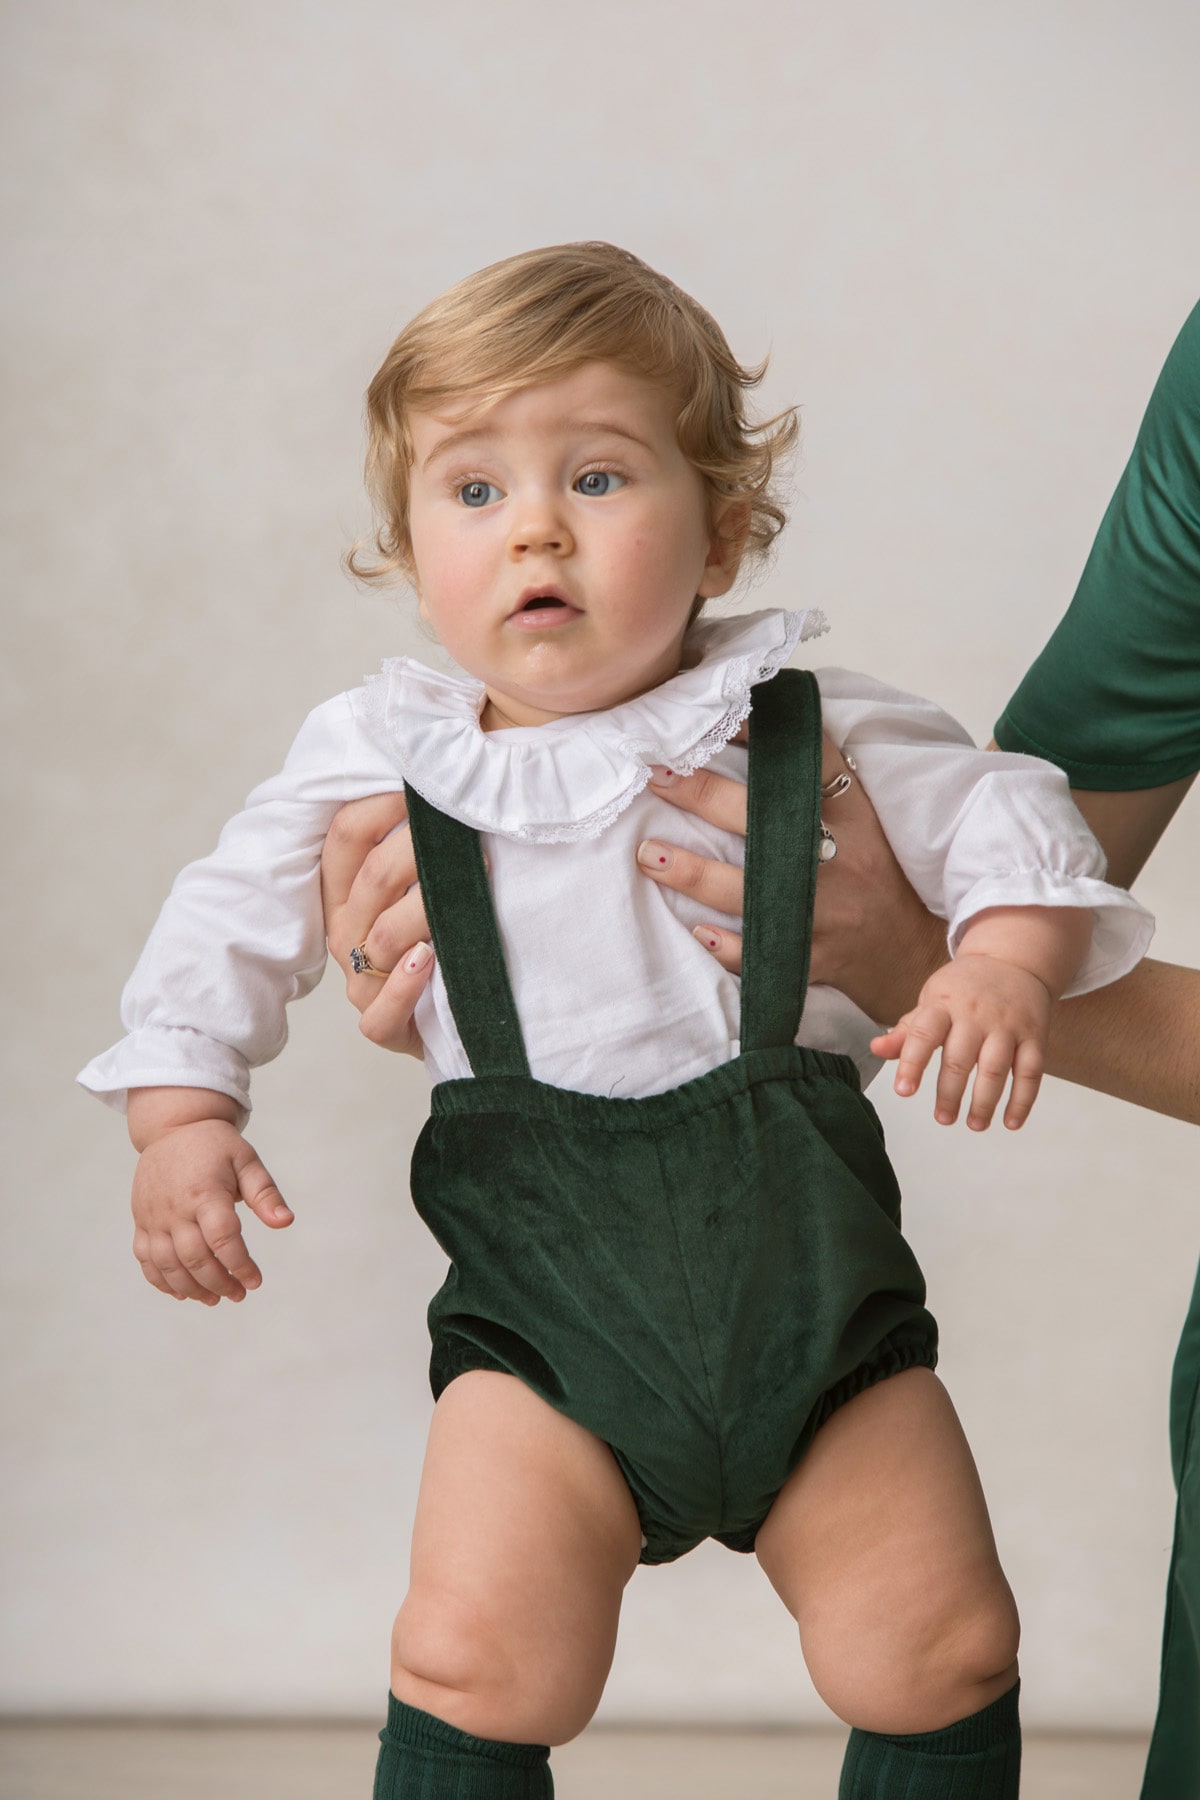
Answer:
[
  {"xmin": 648, "ymin": 765, "xmax": 678, "ymax": 787},
  {"xmin": 637, "ymin": 840, "xmax": 673, "ymax": 869},
  {"xmin": 405, "ymin": 941, "xmax": 433, "ymax": 973},
  {"xmin": 693, "ymin": 927, "xmax": 721, "ymax": 952}
]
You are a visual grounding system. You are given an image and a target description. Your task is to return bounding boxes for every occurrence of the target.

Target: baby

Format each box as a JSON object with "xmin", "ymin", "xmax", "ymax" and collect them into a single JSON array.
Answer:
[{"xmin": 81, "ymin": 243, "xmax": 1152, "ymax": 1799}]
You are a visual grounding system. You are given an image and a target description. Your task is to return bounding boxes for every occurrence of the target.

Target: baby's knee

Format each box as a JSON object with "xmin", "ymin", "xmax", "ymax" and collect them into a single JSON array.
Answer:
[
  {"xmin": 391, "ymin": 1586, "xmax": 508, "ymax": 1702},
  {"xmin": 390, "ymin": 1586, "xmax": 599, "ymax": 1747},
  {"xmin": 806, "ymin": 1577, "xmax": 1020, "ymax": 1736}
]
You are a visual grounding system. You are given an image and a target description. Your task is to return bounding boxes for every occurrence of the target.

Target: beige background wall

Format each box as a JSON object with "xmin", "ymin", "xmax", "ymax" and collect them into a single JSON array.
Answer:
[{"xmin": 3, "ymin": 0, "xmax": 1199, "ymax": 1730}]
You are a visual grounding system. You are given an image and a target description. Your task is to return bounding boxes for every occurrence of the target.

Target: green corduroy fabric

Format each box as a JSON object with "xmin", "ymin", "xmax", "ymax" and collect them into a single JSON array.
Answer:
[
  {"xmin": 839, "ymin": 1682, "xmax": 1021, "ymax": 1799},
  {"xmin": 405, "ymin": 670, "xmax": 938, "ymax": 1563},
  {"xmin": 374, "ymin": 1694, "xmax": 552, "ymax": 1799}
]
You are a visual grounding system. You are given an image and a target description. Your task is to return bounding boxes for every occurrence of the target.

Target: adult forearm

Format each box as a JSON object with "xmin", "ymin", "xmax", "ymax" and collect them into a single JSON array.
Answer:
[{"xmin": 1046, "ymin": 959, "xmax": 1200, "ymax": 1125}]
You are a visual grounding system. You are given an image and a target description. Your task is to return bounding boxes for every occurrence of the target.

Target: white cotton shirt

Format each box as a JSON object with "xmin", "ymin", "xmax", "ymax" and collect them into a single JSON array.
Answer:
[{"xmin": 77, "ymin": 610, "xmax": 1154, "ymax": 1119}]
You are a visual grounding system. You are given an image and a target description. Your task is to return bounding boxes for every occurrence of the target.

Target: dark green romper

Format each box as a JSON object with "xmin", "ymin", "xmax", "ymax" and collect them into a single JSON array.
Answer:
[{"xmin": 406, "ymin": 668, "xmax": 938, "ymax": 1565}]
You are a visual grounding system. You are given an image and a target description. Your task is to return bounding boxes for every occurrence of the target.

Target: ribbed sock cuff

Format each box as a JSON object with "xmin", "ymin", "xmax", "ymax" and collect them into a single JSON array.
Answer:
[
  {"xmin": 872, "ymin": 1679, "xmax": 1021, "ymax": 1755},
  {"xmin": 839, "ymin": 1682, "xmax": 1021, "ymax": 1800},
  {"xmin": 382, "ymin": 1691, "xmax": 551, "ymax": 1768}
]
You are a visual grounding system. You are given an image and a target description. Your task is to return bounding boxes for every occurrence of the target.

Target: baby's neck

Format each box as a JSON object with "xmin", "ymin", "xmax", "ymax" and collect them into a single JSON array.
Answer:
[{"xmin": 479, "ymin": 695, "xmax": 538, "ymax": 733}]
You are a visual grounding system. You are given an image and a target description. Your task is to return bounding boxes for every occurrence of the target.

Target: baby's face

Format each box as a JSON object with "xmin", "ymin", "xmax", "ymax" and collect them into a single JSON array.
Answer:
[{"xmin": 406, "ymin": 362, "xmax": 738, "ymax": 729}]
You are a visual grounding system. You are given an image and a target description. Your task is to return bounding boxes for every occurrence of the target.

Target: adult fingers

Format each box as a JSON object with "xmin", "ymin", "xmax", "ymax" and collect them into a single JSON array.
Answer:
[
  {"xmin": 323, "ymin": 799, "xmax": 420, "ymax": 982},
  {"xmin": 1002, "ymin": 1038, "xmax": 1045, "ymax": 1131},
  {"xmin": 965, "ymin": 1032, "xmax": 1018, "ymax": 1132},
  {"xmin": 321, "ymin": 792, "xmax": 410, "ymax": 914},
  {"xmin": 357, "ymin": 942, "xmax": 436, "ymax": 1054},
  {"xmin": 647, "ymin": 762, "xmax": 748, "ymax": 836},
  {"xmin": 636, "ymin": 838, "xmax": 744, "ymax": 919},
  {"xmin": 691, "ymin": 923, "xmax": 742, "ymax": 975},
  {"xmin": 646, "ymin": 729, "xmax": 848, "ymax": 839},
  {"xmin": 646, "ymin": 733, "xmax": 856, "ymax": 979},
  {"xmin": 356, "ymin": 883, "xmax": 431, "ymax": 982}
]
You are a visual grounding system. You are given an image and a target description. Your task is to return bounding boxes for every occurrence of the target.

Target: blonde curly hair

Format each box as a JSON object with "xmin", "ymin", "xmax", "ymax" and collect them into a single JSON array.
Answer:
[{"xmin": 348, "ymin": 242, "xmax": 798, "ymax": 588}]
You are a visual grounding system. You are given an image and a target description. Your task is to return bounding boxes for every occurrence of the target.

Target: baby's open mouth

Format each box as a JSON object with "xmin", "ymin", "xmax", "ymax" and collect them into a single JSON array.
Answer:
[{"xmin": 509, "ymin": 590, "xmax": 581, "ymax": 626}]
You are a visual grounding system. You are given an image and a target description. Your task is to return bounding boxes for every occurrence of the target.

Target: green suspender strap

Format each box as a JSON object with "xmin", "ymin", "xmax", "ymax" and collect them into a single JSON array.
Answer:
[
  {"xmin": 740, "ymin": 668, "xmax": 823, "ymax": 1054},
  {"xmin": 404, "ymin": 665, "xmax": 821, "ymax": 1080},
  {"xmin": 404, "ymin": 784, "xmax": 531, "ymax": 1080}
]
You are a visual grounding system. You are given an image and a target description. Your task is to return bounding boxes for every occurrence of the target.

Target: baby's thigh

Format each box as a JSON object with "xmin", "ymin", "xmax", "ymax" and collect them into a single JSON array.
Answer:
[
  {"xmin": 392, "ymin": 1370, "xmax": 643, "ymax": 1745},
  {"xmin": 755, "ymin": 1368, "xmax": 1019, "ymax": 1735}
]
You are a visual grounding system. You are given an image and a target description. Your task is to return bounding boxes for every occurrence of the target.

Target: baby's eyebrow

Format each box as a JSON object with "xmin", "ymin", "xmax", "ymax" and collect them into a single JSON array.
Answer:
[
  {"xmin": 568, "ymin": 420, "xmax": 655, "ymax": 454},
  {"xmin": 421, "ymin": 417, "xmax": 654, "ymax": 472},
  {"xmin": 421, "ymin": 427, "xmax": 495, "ymax": 472}
]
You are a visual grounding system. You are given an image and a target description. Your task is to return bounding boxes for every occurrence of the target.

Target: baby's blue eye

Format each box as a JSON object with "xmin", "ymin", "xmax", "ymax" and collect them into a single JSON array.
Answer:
[
  {"xmin": 458, "ymin": 481, "xmax": 502, "ymax": 508},
  {"xmin": 575, "ymin": 470, "xmax": 625, "ymax": 497}
]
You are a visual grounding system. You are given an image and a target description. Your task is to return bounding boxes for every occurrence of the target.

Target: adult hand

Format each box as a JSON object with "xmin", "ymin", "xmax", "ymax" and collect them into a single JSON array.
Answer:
[
  {"xmin": 637, "ymin": 732, "xmax": 947, "ymax": 1024},
  {"xmin": 321, "ymin": 792, "xmax": 434, "ymax": 1056}
]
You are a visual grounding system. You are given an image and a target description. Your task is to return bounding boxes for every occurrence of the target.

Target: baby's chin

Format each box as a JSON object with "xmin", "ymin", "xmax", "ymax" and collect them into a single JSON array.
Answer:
[{"xmin": 481, "ymin": 660, "xmax": 688, "ymax": 730}]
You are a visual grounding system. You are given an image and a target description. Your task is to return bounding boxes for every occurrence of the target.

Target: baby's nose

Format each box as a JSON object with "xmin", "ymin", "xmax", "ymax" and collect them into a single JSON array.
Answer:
[{"xmin": 507, "ymin": 495, "xmax": 574, "ymax": 557}]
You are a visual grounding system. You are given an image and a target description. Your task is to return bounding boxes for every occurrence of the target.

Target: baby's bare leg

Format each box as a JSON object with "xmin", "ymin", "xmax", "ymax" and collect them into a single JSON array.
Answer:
[
  {"xmin": 756, "ymin": 1368, "xmax": 1019, "ymax": 1736},
  {"xmin": 391, "ymin": 1370, "xmax": 643, "ymax": 1746}
]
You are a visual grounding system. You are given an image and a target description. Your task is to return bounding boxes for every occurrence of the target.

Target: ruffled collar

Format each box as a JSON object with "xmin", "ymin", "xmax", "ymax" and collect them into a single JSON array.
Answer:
[{"xmin": 362, "ymin": 607, "xmax": 827, "ymax": 844}]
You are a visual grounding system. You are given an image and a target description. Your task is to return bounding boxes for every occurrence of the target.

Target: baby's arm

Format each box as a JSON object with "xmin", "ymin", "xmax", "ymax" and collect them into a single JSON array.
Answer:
[
  {"xmin": 870, "ymin": 904, "xmax": 1093, "ymax": 1130},
  {"xmin": 127, "ymin": 1086, "xmax": 294, "ymax": 1305}
]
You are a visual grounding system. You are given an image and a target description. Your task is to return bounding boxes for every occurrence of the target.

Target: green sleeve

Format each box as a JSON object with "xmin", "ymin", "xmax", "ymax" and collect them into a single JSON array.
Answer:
[{"xmin": 994, "ymin": 301, "xmax": 1200, "ymax": 790}]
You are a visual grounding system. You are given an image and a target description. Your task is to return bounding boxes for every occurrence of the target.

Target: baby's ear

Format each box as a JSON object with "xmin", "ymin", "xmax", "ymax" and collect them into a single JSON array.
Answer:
[{"xmin": 699, "ymin": 498, "xmax": 752, "ymax": 598}]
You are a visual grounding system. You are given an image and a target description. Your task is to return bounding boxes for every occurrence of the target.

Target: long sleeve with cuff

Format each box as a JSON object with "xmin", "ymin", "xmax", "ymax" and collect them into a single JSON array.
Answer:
[{"xmin": 78, "ymin": 611, "xmax": 1153, "ymax": 1114}]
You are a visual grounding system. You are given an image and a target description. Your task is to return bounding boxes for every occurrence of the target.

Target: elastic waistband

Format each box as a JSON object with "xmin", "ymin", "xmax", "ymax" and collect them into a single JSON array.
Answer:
[{"xmin": 428, "ymin": 1044, "xmax": 862, "ymax": 1132}]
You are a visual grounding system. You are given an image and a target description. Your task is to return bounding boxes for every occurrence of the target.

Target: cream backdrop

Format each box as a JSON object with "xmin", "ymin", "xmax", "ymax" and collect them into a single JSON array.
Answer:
[{"xmin": 3, "ymin": 0, "xmax": 1199, "ymax": 1732}]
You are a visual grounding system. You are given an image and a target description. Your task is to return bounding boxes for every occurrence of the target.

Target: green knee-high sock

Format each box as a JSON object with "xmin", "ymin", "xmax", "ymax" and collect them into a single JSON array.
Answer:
[
  {"xmin": 373, "ymin": 1693, "xmax": 553, "ymax": 1798},
  {"xmin": 839, "ymin": 1682, "xmax": 1021, "ymax": 1799}
]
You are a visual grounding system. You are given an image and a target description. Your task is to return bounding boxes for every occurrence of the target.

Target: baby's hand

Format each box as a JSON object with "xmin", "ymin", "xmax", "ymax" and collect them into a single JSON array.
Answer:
[
  {"xmin": 131, "ymin": 1118, "xmax": 293, "ymax": 1305},
  {"xmin": 870, "ymin": 953, "xmax": 1049, "ymax": 1131}
]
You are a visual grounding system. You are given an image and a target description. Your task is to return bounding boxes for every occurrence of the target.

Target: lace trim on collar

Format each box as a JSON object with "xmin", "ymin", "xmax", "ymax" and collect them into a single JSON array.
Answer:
[{"xmin": 359, "ymin": 607, "xmax": 828, "ymax": 843}]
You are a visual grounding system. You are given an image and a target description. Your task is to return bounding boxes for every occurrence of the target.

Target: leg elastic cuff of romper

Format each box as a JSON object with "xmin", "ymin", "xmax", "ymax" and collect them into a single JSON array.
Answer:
[
  {"xmin": 873, "ymin": 1681, "xmax": 1020, "ymax": 1754},
  {"xmin": 385, "ymin": 1694, "xmax": 550, "ymax": 1765},
  {"xmin": 814, "ymin": 1328, "xmax": 939, "ymax": 1436}
]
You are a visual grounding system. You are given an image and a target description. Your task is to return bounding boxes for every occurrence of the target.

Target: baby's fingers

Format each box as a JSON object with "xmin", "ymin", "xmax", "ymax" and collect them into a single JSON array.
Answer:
[
  {"xmin": 233, "ymin": 1144, "xmax": 293, "ymax": 1231},
  {"xmin": 1002, "ymin": 1038, "xmax": 1045, "ymax": 1131},
  {"xmin": 881, "ymin": 1006, "xmax": 953, "ymax": 1100},
  {"xmin": 932, "ymin": 1021, "xmax": 984, "ymax": 1125},
  {"xmin": 193, "ymin": 1198, "xmax": 263, "ymax": 1298},
  {"xmin": 146, "ymin": 1223, "xmax": 227, "ymax": 1305},
  {"xmin": 965, "ymin": 1032, "xmax": 1017, "ymax": 1132},
  {"xmin": 132, "ymin": 1224, "xmax": 188, "ymax": 1302},
  {"xmin": 869, "ymin": 1023, "xmax": 907, "ymax": 1060}
]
